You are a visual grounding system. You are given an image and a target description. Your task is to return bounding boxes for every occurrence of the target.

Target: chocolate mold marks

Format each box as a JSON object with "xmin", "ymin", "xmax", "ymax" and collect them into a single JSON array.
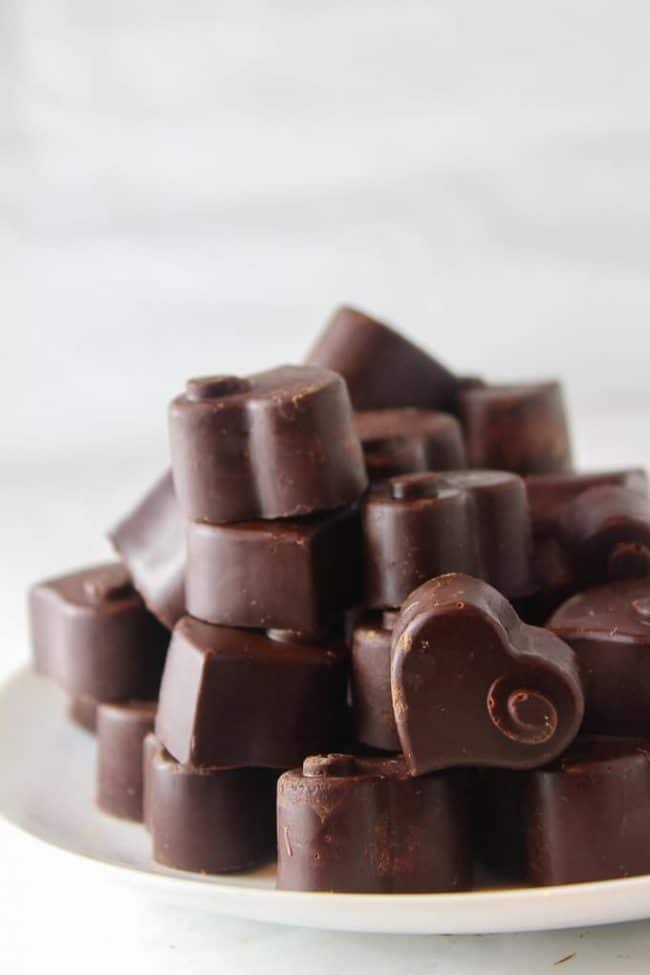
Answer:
[{"xmin": 391, "ymin": 574, "xmax": 584, "ymax": 774}]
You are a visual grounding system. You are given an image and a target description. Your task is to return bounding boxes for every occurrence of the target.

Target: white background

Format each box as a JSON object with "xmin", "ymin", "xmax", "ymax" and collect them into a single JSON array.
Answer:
[{"xmin": 2, "ymin": 2, "xmax": 650, "ymax": 971}]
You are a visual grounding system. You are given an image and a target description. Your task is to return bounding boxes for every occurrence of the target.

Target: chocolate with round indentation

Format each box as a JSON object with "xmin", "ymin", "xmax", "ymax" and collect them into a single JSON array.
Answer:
[
  {"xmin": 185, "ymin": 505, "xmax": 362, "ymax": 633},
  {"xmin": 108, "ymin": 469, "xmax": 185, "ymax": 629},
  {"xmin": 68, "ymin": 694, "xmax": 98, "ymax": 732},
  {"xmin": 169, "ymin": 364, "xmax": 367, "ymax": 524},
  {"xmin": 478, "ymin": 737, "xmax": 650, "ymax": 886},
  {"xmin": 391, "ymin": 574, "xmax": 584, "ymax": 774},
  {"xmin": 459, "ymin": 381, "xmax": 572, "ymax": 474},
  {"xmin": 148, "ymin": 740, "xmax": 277, "ymax": 873},
  {"xmin": 305, "ymin": 306, "xmax": 458, "ymax": 411},
  {"xmin": 354, "ymin": 409, "xmax": 466, "ymax": 481},
  {"xmin": 364, "ymin": 470, "xmax": 533, "ymax": 607},
  {"xmin": 350, "ymin": 611, "xmax": 401, "ymax": 751},
  {"xmin": 97, "ymin": 700, "xmax": 157, "ymax": 821},
  {"xmin": 276, "ymin": 753, "xmax": 472, "ymax": 892},
  {"xmin": 29, "ymin": 563, "xmax": 169, "ymax": 701},
  {"xmin": 156, "ymin": 617, "xmax": 348, "ymax": 768},
  {"xmin": 548, "ymin": 577, "xmax": 650, "ymax": 735}
]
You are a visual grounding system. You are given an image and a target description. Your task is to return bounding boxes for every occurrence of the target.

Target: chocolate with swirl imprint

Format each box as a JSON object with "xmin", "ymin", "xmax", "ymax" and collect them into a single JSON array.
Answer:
[{"xmin": 391, "ymin": 574, "xmax": 585, "ymax": 775}]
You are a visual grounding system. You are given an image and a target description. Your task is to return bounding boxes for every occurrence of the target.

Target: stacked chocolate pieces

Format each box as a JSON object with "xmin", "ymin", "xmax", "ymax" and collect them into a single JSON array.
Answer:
[{"xmin": 28, "ymin": 305, "xmax": 650, "ymax": 892}]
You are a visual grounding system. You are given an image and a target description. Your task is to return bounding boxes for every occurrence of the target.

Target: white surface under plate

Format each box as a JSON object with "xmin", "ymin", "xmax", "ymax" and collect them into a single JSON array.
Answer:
[{"xmin": 2, "ymin": 666, "xmax": 650, "ymax": 935}]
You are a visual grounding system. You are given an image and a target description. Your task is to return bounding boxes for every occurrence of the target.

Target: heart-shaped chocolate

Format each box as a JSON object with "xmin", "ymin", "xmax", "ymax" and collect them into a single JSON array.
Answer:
[{"xmin": 391, "ymin": 573, "xmax": 585, "ymax": 774}]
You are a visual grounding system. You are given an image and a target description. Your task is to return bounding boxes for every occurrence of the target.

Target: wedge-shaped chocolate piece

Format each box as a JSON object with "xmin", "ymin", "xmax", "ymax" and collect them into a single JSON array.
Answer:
[
  {"xmin": 148, "ymin": 740, "xmax": 277, "ymax": 873},
  {"xmin": 364, "ymin": 471, "xmax": 533, "ymax": 607},
  {"xmin": 169, "ymin": 365, "xmax": 367, "ymax": 524},
  {"xmin": 350, "ymin": 610, "xmax": 401, "ymax": 751},
  {"xmin": 186, "ymin": 506, "xmax": 362, "ymax": 633},
  {"xmin": 29, "ymin": 563, "xmax": 169, "ymax": 701},
  {"xmin": 478, "ymin": 738, "xmax": 650, "ymax": 886},
  {"xmin": 156, "ymin": 618, "xmax": 348, "ymax": 768},
  {"xmin": 355, "ymin": 409, "xmax": 466, "ymax": 481},
  {"xmin": 277, "ymin": 754, "xmax": 472, "ymax": 892},
  {"xmin": 548, "ymin": 578, "xmax": 650, "ymax": 735},
  {"xmin": 459, "ymin": 381, "xmax": 572, "ymax": 474},
  {"xmin": 97, "ymin": 700, "xmax": 157, "ymax": 821},
  {"xmin": 108, "ymin": 469, "xmax": 185, "ymax": 628},
  {"xmin": 391, "ymin": 574, "xmax": 584, "ymax": 774},
  {"xmin": 305, "ymin": 306, "xmax": 458, "ymax": 411}
]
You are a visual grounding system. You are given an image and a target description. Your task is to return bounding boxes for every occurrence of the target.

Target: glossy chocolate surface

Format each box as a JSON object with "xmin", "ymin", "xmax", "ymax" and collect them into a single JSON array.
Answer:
[
  {"xmin": 186, "ymin": 505, "xmax": 362, "ymax": 633},
  {"xmin": 350, "ymin": 611, "xmax": 401, "ymax": 751},
  {"xmin": 156, "ymin": 617, "xmax": 348, "ymax": 768},
  {"xmin": 364, "ymin": 470, "xmax": 533, "ymax": 607},
  {"xmin": 169, "ymin": 365, "xmax": 367, "ymax": 523},
  {"xmin": 29, "ymin": 563, "xmax": 169, "ymax": 701},
  {"xmin": 548, "ymin": 578, "xmax": 650, "ymax": 735},
  {"xmin": 97, "ymin": 700, "xmax": 157, "ymax": 821},
  {"xmin": 391, "ymin": 574, "xmax": 584, "ymax": 774},
  {"xmin": 277, "ymin": 754, "xmax": 472, "ymax": 893},
  {"xmin": 355, "ymin": 409, "xmax": 466, "ymax": 481},
  {"xmin": 109, "ymin": 469, "xmax": 185, "ymax": 628},
  {"xmin": 459, "ymin": 381, "xmax": 572, "ymax": 475},
  {"xmin": 149, "ymin": 742, "xmax": 277, "ymax": 873},
  {"xmin": 525, "ymin": 468, "xmax": 648, "ymax": 537},
  {"xmin": 305, "ymin": 306, "xmax": 458, "ymax": 411}
]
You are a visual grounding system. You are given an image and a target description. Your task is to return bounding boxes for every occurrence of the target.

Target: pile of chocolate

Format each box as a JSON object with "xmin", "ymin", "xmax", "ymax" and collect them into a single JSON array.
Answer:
[{"xmin": 29, "ymin": 307, "xmax": 650, "ymax": 892}]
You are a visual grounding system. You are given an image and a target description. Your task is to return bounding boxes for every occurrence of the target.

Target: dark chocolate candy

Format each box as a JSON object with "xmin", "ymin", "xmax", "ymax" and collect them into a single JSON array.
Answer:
[
  {"xmin": 355, "ymin": 409, "xmax": 466, "ymax": 481},
  {"xmin": 97, "ymin": 700, "xmax": 157, "ymax": 820},
  {"xmin": 142, "ymin": 731, "xmax": 158, "ymax": 832},
  {"xmin": 156, "ymin": 618, "xmax": 348, "ymax": 768},
  {"xmin": 479, "ymin": 738, "xmax": 650, "ymax": 886},
  {"xmin": 548, "ymin": 578, "xmax": 650, "ymax": 736},
  {"xmin": 459, "ymin": 382, "xmax": 572, "ymax": 475},
  {"xmin": 68, "ymin": 695, "xmax": 98, "ymax": 733},
  {"xmin": 186, "ymin": 505, "xmax": 362, "ymax": 633},
  {"xmin": 29, "ymin": 563, "xmax": 169, "ymax": 701},
  {"xmin": 350, "ymin": 611, "xmax": 401, "ymax": 752},
  {"xmin": 149, "ymin": 741, "xmax": 277, "ymax": 873},
  {"xmin": 364, "ymin": 470, "xmax": 533, "ymax": 608},
  {"xmin": 525, "ymin": 468, "xmax": 648, "ymax": 538},
  {"xmin": 168, "ymin": 365, "xmax": 367, "ymax": 524},
  {"xmin": 109, "ymin": 469, "xmax": 185, "ymax": 628},
  {"xmin": 276, "ymin": 754, "xmax": 472, "ymax": 893},
  {"xmin": 305, "ymin": 306, "xmax": 458, "ymax": 411},
  {"xmin": 391, "ymin": 574, "xmax": 584, "ymax": 774}
]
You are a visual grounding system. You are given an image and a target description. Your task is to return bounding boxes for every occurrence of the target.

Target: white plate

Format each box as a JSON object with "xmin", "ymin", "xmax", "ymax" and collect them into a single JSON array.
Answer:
[{"xmin": 2, "ymin": 667, "xmax": 650, "ymax": 935}]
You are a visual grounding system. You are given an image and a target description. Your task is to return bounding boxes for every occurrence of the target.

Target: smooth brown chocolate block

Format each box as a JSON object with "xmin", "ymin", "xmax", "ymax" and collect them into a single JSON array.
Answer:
[
  {"xmin": 142, "ymin": 731, "xmax": 158, "ymax": 831},
  {"xmin": 479, "ymin": 738, "xmax": 650, "ymax": 886},
  {"xmin": 305, "ymin": 306, "xmax": 458, "ymax": 411},
  {"xmin": 355, "ymin": 409, "xmax": 466, "ymax": 481},
  {"xmin": 97, "ymin": 700, "xmax": 157, "ymax": 820},
  {"xmin": 29, "ymin": 563, "xmax": 169, "ymax": 701},
  {"xmin": 186, "ymin": 506, "xmax": 362, "ymax": 633},
  {"xmin": 156, "ymin": 618, "xmax": 348, "ymax": 768},
  {"xmin": 109, "ymin": 469, "xmax": 185, "ymax": 628},
  {"xmin": 169, "ymin": 365, "xmax": 367, "ymax": 524},
  {"xmin": 350, "ymin": 610, "xmax": 401, "ymax": 752},
  {"xmin": 391, "ymin": 574, "xmax": 584, "ymax": 774},
  {"xmin": 149, "ymin": 741, "xmax": 277, "ymax": 873},
  {"xmin": 525, "ymin": 468, "xmax": 648, "ymax": 537},
  {"xmin": 364, "ymin": 470, "xmax": 533, "ymax": 608},
  {"xmin": 68, "ymin": 695, "xmax": 98, "ymax": 732},
  {"xmin": 459, "ymin": 381, "xmax": 572, "ymax": 475},
  {"xmin": 276, "ymin": 754, "xmax": 472, "ymax": 892},
  {"xmin": 548, "ymin": 578, "xmax": 650, "ymax": 735}
]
